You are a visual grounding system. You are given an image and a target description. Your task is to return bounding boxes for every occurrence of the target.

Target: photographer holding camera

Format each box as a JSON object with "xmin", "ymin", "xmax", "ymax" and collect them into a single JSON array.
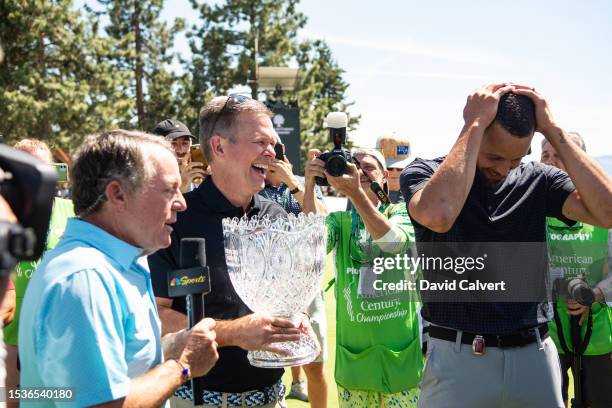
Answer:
[
  {"xmin": 303, "ymin": 113, "xmax": 423, "ymax": 407},
  {"xmin": 541, "ymin": 132, "xmax": 611, "ymax": 408}
]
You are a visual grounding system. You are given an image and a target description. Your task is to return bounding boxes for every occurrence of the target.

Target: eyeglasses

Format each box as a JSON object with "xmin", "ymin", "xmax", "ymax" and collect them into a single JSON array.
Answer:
[{"xmin": 208, "ymin": 94, "xmax": 250, "ymax": 138}]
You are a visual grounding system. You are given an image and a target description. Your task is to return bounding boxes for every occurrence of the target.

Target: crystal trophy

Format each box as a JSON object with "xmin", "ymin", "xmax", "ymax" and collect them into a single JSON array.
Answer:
[{"xmin": 223, "ymin": 213, "xmax": 326, "ymax": 367}]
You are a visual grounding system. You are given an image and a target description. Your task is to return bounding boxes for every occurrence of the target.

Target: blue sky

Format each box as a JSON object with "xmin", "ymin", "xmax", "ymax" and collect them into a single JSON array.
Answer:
[{"xmin": 160, "ymin": 1, "xmax": 612, "ymax": 160}]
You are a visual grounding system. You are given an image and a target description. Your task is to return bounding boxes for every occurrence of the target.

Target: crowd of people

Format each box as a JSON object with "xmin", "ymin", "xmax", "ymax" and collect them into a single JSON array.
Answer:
[{"xmin": 0, "ymin": 82, "xmax": 610, "ymax": 408}]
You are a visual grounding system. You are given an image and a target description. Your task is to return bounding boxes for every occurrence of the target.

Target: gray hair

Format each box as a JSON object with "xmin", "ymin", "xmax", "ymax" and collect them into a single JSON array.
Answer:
[
  {"xmin": 71, "ymin": 129, "xmax": 172, "ymax": 217},
  {"xmin": 541, "ymin": 131, "xmax": 586, "ymax": 152},
  {"xmin": 198, "ymin": 95, "xmax": 272, "ymax": 162}
]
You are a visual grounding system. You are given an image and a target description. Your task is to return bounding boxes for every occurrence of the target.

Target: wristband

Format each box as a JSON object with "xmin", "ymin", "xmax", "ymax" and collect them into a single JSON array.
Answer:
[
  {"xmin": 290, "ymin": 186, "xmax": 302, "ymax": 195},
  {"xmin": 172, "ymin": 359, "xmax": 191, "ymax": 382}
]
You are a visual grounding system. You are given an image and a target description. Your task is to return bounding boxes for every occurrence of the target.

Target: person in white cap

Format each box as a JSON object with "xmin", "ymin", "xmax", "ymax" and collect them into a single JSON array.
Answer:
[
  {"xmin": 376, "ymin": 134, "xmax": 412, "ymax": 203},
  {"xmin": 303, "ymin": 147, "xmax": 423, "ymax": 407}
]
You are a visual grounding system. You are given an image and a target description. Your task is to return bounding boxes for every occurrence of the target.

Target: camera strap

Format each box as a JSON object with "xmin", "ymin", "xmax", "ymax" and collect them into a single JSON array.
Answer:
[{"xmin": 553, "ymin": 301, "xmax": 593, "ymax": 355}]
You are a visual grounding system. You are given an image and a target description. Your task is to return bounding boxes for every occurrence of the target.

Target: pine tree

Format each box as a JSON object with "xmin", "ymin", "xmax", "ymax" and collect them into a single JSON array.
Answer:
[
  {"xmin": 0, "ymin": 0, "xmax": 130, "ymax": 149},
  {"xmin": 95, "ymin": 0, "xmax": 183, "ymax": 131}
]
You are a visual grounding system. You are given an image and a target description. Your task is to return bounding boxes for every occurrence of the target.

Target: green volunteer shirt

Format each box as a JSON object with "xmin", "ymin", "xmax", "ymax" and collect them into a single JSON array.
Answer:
[
  {"xmin": 3, "ymin": 197, "xmax": 74, "ymax": 346},
  {"xmin": 327, "ymin": 202, "xmax": 423, "ymax": 393},
  {"xmin": 546, "ymin": 217, "xmax": 611, "ymax": 355}
]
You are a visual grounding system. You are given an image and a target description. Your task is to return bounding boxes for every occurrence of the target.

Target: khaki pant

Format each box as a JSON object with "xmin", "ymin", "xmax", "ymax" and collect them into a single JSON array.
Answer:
[{"xmin": 418, "ymin": 333, "xmax": 563, "ymax": 408}]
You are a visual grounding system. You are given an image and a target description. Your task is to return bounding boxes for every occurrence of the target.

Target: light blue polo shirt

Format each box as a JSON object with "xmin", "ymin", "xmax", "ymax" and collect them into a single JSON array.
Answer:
[{"xmin": 19, "ymin": 218, "xmax": 164, "ymax": 407}]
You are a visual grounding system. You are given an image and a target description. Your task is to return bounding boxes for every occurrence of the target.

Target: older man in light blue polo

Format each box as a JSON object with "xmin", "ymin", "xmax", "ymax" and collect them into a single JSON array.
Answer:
[{"xmin": 18, "ymin": 130, "xmax": 219, "ymax": 407}]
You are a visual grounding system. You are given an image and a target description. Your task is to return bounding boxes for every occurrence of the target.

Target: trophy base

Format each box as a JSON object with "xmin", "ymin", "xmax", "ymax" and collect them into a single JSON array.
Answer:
[{"xmin": 247, "ymin": 332, "xmax": 318, "ymax": 368}]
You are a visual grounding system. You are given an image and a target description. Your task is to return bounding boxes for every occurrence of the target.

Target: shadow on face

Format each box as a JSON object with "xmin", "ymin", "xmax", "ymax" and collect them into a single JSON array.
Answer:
[{"xmin": 477, "ymin": 122, "xmax": 533, "ymax": 187}]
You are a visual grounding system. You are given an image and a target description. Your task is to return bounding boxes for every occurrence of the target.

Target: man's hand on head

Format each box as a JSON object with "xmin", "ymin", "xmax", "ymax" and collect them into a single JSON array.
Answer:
[
  {"xmin": 513, "ymin": 87, "xmax": 558, "ymax": 137},
  {"xmin": 463, "ymin": 82, "xmax": 515, "ymax": 128}
]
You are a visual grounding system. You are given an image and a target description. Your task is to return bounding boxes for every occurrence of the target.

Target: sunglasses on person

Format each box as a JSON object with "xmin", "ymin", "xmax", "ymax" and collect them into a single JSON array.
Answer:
[{"xmin": 208, "ymin": 93, "xmax": 250, "ymax": 138}]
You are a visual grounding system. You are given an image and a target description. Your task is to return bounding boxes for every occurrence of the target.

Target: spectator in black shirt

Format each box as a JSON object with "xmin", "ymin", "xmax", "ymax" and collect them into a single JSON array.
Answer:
[
  {"xmin": 149, "ymin": 95, "xmax": 317, "ymax": 407},
  {"xmin": 401, "ymin": 83, "xmax": 612, "ymax": 408}
]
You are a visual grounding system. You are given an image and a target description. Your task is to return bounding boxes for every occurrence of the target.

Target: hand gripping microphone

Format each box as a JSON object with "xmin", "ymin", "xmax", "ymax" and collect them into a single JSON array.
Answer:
[{"xmin": 167, "ymin": 238, "xmax": 211, "ymax": 406}]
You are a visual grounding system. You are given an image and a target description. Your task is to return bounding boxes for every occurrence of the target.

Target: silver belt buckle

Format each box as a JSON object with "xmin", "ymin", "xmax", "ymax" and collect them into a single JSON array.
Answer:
[{"xmin": 472, "ymin": 335, "xmax": 486, "ymax": 355}]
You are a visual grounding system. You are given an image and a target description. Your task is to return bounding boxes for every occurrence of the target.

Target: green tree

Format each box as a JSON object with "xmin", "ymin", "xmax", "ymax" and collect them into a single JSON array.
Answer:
[
  {"xmin": 0, "ymin": 0, "xmax": 130, "ymax": 149},
  {"xmin": 95, "ymin": 0, "xmax": 184, "ymax": 131},
  {"xmin": 185, "ymin": 0, "xmax": 357, "ymax": 166}
]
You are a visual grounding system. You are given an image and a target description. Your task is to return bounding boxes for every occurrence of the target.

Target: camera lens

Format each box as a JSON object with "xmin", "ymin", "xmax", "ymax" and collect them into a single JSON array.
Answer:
[
  {"xmin": 326, "ymin": 154, "xmax": 347, "ymax": 177},
  {"xmin": 567, "ymin": 278, "xmax": 595, "ymax": 306}
]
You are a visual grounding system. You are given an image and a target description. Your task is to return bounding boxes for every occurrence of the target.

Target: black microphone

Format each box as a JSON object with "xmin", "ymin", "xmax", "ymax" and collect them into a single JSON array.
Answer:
[{"xmin": 167, "ymin": 238, "xmax": 211, "ymax": 406}]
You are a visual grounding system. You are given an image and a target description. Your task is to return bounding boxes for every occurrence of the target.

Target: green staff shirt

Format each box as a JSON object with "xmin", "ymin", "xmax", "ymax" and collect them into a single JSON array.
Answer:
[
  {"xmin": 546, "ymin": 217, "xmax": 611, "ymax": 355},
  {"xmin": 327, "ymin": 202, "xmax": 423, "ymax": 393}
]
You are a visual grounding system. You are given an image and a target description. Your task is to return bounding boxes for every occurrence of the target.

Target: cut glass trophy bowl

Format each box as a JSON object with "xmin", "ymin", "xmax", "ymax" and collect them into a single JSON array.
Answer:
[{"xmin": 223, "ymin": 213, "xmax": 327, "ymax": 367}]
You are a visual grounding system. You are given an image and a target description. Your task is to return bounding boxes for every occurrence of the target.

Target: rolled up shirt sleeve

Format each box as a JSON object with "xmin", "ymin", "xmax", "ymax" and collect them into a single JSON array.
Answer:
[
  {"xmin": 399, "ymin": 157, "xmax": 438, "ymax": 207},
  {"xmin": 373, "ymin": 203, "xmax": 415, "ymax": 254}
]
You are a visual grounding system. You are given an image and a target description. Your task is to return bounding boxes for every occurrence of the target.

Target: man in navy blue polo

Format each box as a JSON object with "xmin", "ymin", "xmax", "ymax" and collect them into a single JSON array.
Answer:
[
  {"xmin": 401, "ymin": 83, "xmax": 612, "ymax": 407},
  {"xmin": 149, "ymin": 96, "xmax": 317, "ymax": 408}
]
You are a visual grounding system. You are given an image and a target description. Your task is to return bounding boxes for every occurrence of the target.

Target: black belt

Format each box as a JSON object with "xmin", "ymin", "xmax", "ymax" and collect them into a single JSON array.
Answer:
[{"xmin": 429, "ymin": 325, "xmax": 549, "ymax": 349}]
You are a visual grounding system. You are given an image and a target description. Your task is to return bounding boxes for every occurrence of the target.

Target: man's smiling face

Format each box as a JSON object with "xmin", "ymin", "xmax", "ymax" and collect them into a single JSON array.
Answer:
[{"xmin": 221, "ymin": 112, "xmax": 277, "ymax": 196}]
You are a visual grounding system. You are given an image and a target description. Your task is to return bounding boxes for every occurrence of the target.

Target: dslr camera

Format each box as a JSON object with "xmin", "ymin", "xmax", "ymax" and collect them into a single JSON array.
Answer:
[
  {"xmin": 0, "ymin": 143, "xmax": 57, "ymax": 275},
  {"xmin": 553, "ymin": 276, "xmax": 595, "ymax": 306},
  {"xmin": 315, "ymin": 112, "xmax": 352, "ymax": 186}
]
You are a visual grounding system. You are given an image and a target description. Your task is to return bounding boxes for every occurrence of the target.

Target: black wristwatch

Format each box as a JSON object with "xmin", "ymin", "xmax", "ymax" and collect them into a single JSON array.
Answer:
[{"xmin": 289, "ymin": 185, "xmax": 302, "ymax": 194}]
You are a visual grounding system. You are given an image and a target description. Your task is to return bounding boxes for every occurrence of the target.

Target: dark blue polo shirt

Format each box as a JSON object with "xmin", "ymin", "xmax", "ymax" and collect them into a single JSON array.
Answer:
[
  {"xmin": 400, "ymin": 157, "xmax": 576, "ymax": 335},
  {"xmin": 148, "ymin": 177, "xmax": 286, "ymax": 392}
]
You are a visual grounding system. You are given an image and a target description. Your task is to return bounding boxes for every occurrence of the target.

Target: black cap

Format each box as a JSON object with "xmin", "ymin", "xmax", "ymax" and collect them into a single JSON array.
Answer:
[{"xmin": 152, "ymin": 119, "xmax": 196, "ymax": 141}]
